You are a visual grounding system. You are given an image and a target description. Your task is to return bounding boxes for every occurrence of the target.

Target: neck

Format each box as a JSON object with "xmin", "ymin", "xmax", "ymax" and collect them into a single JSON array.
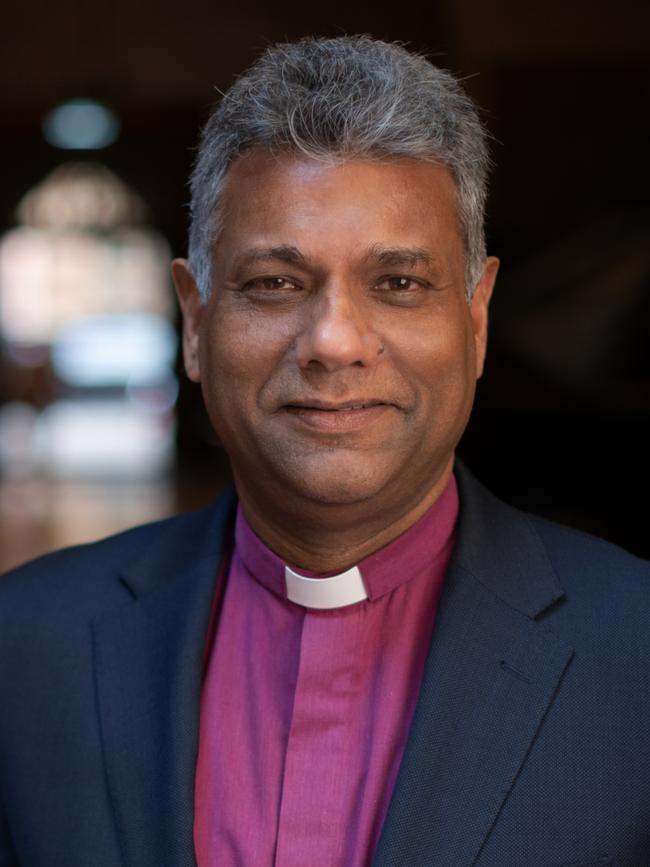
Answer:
[{"xmin": 234, "ymin": 457, "xmax": 454, "ymax": 573}]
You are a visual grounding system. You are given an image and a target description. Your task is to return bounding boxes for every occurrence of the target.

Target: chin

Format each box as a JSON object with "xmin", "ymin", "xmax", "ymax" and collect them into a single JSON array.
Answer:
[
  {"xmin": 280, "ymin": 456, "xmax": 390, "ymax": 507},
  {"xmin": 293, "ymin": 481, "xmax": 379, "ymax": 507}
]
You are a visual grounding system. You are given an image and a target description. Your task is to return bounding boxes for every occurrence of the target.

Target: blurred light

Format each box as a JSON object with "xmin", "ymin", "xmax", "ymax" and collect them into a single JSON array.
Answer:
[
  {"xmin": 38, "ymin": 399, "xmax": 175, "ymax": 478},
  {"xmin": 3, "ymin": 342, "xmax": 50, "ymax": 368},
  {"xmin": 43, "ymin": 100, "xmax": 120, "ymax": 150},
  {"xmin": 0, "ymin": 402, "xmax": 39, "ymax": 478},
  {"xmin": 51, "ymin": 314, "xmax": 177, "ymax": 387},
  {"xmin": 16, "ymin": 164, "xmax": 147, "ymax": 229},
  {"xmin": 126, "ymin": 375, "xmax": 179, "ymax": 415}
]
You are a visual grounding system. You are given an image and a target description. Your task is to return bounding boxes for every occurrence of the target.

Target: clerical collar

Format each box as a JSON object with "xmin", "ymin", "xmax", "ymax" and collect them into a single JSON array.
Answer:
[
  {"xmin": 284, "ymin": 563, "xmax": 367, "ymax": 609},
  {"xmin": 234, "ymin": 474, "xmax": 459, "ymax": 611}
]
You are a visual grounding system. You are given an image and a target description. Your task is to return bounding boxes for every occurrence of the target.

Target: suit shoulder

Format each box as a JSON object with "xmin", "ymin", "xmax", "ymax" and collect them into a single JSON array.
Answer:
[
  {"xmin": 526, "ymin": 512, "xmax": 650, "ymax": 615},
  {"xmin": 0, "ymin": 500, "xmax": 225, "ymax": 612},
  {"xmin": 2, "ymin": 508, "xmax": 195, "ymax": 578},
  {"xmin": 528, "ymin": 512, "xmax": 649, "ymax": 576},
  {"xmin": 454, "ymin": 462, "xmax": 649, "ymax": 612}
]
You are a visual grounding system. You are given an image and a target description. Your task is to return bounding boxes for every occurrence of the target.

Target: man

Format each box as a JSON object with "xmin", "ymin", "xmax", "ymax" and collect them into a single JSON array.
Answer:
[{"xmin": 1, "ymin": 35, "xmax": 649, "ymax": 867}]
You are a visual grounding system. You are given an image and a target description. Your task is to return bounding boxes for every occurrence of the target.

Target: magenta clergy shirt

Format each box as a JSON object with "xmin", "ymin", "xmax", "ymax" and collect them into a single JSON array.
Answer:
[{"xmin": 194, "ymin": 475, "xmax": 459, "ymax": 866}]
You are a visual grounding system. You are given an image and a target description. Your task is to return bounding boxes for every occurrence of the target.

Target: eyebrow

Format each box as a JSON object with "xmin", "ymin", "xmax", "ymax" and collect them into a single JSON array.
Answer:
[
  {"xmin": 236, "ymin": 245, "xmax": 308, "ymax": 268},
  {"xmin": 233, "ymin": 243, "xmax": 436, "ymax": 272},
  {"xmin": 364, "ymin": 244, "xmax": 435, "ymax": 268}
]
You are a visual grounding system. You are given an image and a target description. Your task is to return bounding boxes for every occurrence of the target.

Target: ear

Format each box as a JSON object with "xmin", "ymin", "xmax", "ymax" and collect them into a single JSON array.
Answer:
[
  {"xmin": 469, "ymin": 255, "xmax": 499, "ymax": 380},
  {"xmin": 171, "ymin": 258, "xmax": 204, "ymax": 383}
]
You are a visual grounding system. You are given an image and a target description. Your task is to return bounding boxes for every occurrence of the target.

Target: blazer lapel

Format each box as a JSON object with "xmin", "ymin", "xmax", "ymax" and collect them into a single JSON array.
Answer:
[
  {"xmin": 373, "ymin": 466, "xmax": 575, "ymax": 867},
  {"xmin": 92, "ymin": 490, "xmax": 236, "ymax": 867}
]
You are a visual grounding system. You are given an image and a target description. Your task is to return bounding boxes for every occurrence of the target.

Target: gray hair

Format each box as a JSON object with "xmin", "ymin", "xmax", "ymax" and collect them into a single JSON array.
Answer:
[{"xmin": 188, "ymin": 35, "xmax": 491, "ymax": 301}]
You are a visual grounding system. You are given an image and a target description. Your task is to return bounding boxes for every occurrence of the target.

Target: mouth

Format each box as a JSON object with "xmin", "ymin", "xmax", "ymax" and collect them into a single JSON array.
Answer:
[
  {"xmin": 281, "ymin": 399, "xmax": 394, "ymax": 433},
  {"xmin": 285, "ymin": 399, "xmax": 390, "ymax": 411}
]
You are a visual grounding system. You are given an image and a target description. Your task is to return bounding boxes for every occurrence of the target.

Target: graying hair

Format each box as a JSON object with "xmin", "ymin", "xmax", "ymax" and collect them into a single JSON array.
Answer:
[{"xmin": 188, "ymin": 35, "xmax": 491, "ymax": 301}]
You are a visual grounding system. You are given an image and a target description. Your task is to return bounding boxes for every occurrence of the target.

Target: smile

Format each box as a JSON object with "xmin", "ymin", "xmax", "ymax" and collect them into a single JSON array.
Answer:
[
  {"xmin": 282, "ymin": 401, "xmax": 393, "ymax": 433},
  {"xmin": 286, "ymin": 398, "xmax": 389, "ymax": 410}
]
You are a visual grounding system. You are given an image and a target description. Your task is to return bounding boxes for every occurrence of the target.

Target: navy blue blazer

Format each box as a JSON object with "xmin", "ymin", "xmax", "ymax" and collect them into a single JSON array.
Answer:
[{"xmin": 1, "ymin": 465, "xmax": 649, "ymax": 867}]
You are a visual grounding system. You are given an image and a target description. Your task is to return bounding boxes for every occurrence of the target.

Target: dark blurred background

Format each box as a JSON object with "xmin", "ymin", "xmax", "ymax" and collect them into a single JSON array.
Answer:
[{"xmin": 0, "ymin": 0, "xmax": 648, "ymax": 571}]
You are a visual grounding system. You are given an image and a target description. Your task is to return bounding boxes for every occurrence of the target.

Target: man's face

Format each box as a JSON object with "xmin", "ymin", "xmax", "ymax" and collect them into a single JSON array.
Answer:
[{"xmin": 174, "ymin": 151, "xmax": 497, "ymax": 516}]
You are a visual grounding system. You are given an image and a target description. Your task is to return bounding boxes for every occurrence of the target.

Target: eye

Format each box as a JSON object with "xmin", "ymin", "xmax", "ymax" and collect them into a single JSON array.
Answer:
[
  {"xmin": 375, "ymin": 275, "xmax": 427, "ymax": 292},
  {"xmin": 243, "ymin": 276, "xmax": 301, "ymax": 292}
]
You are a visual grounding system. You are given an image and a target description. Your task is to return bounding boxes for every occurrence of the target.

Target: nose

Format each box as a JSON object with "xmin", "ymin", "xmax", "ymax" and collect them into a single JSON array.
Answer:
[{"xmin": 294, "ymin": 288, "xmax": 384, "ymax": 372}]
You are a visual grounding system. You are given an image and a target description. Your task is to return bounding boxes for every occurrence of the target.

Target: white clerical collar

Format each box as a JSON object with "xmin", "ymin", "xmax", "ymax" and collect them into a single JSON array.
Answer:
[{"xmin": 284, "ymin": 563, "xmax": 368, "ymax": 610}]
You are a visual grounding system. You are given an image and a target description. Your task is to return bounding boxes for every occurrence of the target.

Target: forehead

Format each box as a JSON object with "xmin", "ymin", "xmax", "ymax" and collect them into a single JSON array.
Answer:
[{"xmin": 215, "ymin": 150, "xmax": 463, "ymax": 268}]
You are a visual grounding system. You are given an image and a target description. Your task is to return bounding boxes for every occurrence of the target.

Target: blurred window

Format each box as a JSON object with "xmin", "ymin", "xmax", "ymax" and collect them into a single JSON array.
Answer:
[{"xmin": 0, "ymin": 162, "xmax": 177, "ymax": 482}]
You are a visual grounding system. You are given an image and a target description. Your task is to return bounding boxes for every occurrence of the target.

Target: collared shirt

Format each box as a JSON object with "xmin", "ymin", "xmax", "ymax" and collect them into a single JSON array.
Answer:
[{"xmin": 194, "ymin": 475, "xmax": 458, "ymax": 866}]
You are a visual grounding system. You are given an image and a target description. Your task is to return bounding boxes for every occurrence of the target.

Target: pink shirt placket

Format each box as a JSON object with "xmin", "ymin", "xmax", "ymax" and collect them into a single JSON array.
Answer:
[{"xmin": 194, "ymin": 476, "xmax": 459, "ymax": 866}]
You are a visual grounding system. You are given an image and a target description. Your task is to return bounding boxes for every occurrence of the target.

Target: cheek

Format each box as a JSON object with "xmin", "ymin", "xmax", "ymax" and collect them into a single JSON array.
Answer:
[
  {"xmin": 198, "ymin": 314, "xmax": 289, "ymax": 418},
  {"xmin": 198, "ymin": 322, "xmax": 251, "ymax": 418},
  {"xmin": 395, "ymin": 320, "xmax": 475, "ymax": 401}
]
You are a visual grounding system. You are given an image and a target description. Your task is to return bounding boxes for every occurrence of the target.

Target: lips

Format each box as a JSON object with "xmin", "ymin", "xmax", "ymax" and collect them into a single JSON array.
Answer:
[
  {"xmin": 285, "ymin": 399, "xmax": 388, "ymax": 411},
  {"xmin": 281, "ymin": 399, "xmax": 394, "ymax": 433}
]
